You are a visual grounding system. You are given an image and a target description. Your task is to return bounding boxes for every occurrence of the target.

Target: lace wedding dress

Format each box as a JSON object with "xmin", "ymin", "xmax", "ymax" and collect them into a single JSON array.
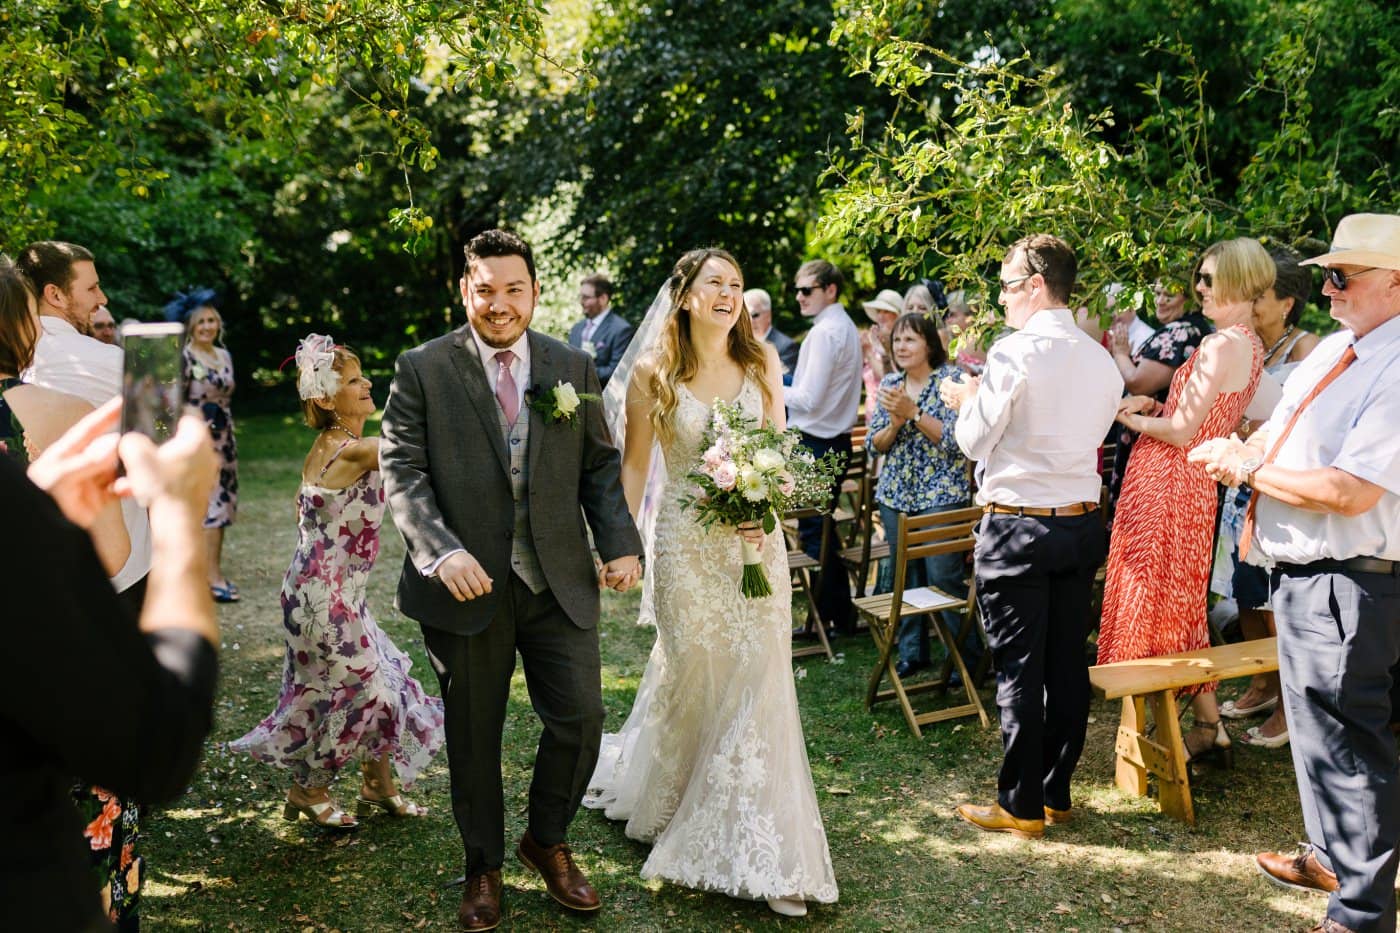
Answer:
[{"xmin": 584, "ymin": 377, "xmax": 838, "ymax": 904}]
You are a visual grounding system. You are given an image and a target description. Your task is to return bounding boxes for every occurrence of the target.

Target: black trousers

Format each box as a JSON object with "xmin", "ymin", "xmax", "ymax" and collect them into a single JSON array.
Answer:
[
  {"xmin": 421, "ymin": 573, "xmax": 605, "ymax": 874},
  {"xmin": 1275, "ymin": 564, "xmax": 1400, "ymax": 933},
  {"xmin": 798, "ymin": 430, "xmax": 854, "ymax": 631},
  {"xmin": 974, "ymin": 511, "xmax": 1103, "ymax": 820}
]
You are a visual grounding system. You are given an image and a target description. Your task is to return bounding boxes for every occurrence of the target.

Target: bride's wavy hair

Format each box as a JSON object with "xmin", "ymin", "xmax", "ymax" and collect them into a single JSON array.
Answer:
[{"xmin": 647, "ymin": 248, "xmax": 772, "ymax": 449}]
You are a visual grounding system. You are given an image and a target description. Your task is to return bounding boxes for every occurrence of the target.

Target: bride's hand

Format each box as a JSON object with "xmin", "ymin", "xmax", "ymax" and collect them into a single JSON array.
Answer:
[{"xmin": 736, "ymin": 521, "xmax": 765, "ymax": 546}]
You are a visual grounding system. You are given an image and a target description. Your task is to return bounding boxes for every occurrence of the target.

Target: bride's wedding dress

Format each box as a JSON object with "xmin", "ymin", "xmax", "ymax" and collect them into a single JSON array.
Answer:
[{"xmin": 585, "ymin": 377, "xmax": 838, "ymax": 905}]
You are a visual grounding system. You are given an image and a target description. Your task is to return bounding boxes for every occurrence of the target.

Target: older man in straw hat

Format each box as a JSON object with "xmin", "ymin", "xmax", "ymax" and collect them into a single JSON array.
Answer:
[{"xmin": 1190, "ymin": 213, "xmax": 1400, "ymax": 933}]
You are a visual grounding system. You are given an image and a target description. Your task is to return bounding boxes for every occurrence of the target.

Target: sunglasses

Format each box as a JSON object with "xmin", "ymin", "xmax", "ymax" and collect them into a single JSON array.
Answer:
[
  {"xmin": 1194, "ymin": 271, "xmax": 1213, "ymax": 289},
  {"xmin": 999, "ymin": 273, "xmax": 1032, "ymax": 291},
  {"xmin": 794, "ymin": 285, "xmax": 820, "ymax": 297},
  {"xmin": 1325, "ymin": 266, "xmax": 1383, "ymax": 291}
]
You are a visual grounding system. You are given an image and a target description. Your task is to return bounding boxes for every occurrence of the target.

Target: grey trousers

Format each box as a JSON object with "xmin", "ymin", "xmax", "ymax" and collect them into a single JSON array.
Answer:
[
  {"xmin": 1275, "ymin": 564, "xmax": 1400, "ymax": 933},
  {"xmin": 422, "ymin": 573, "xmax": 605, "ymax": 874}
]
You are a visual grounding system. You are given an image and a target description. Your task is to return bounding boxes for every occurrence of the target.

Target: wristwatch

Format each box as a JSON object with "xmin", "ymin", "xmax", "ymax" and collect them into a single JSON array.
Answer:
[{"xmin": 1239, "ymin": 455, "xmax": 1263, "ymax": 486}]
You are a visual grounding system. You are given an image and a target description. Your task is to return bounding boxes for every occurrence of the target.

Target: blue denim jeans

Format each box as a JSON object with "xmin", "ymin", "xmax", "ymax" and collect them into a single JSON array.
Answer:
[{"xmin": 877, "ymin": 502, "xmax": 977, "ymax": 667}]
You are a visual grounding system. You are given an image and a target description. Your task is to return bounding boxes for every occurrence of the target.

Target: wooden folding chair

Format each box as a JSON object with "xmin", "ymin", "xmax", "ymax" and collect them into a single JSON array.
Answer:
[
  {"xmin": 837, "ymin": 458, "xmax": 884, "ymax": 597},
  {"xmin": 783, "ymin": 507, "xmax": 835, "ymax": 661},
  {"xmin": 853, "ymin": 505, "xmax": 990, "ymax": 736}
]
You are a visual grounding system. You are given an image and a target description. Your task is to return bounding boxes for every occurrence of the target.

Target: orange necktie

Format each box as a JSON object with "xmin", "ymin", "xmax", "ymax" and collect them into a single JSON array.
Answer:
[{"xmin": 1239, "ymin": 344, "xmax": 1356, "ymax": 559}]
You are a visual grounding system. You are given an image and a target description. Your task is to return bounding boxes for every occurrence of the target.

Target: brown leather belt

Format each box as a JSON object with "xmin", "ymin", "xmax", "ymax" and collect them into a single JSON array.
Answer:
[{"xmin": 983, "ymin": 501, "xmax": 1099, "ymax": 517}]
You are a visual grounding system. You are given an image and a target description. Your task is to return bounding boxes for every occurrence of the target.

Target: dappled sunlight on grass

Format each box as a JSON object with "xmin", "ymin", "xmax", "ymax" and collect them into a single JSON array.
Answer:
[{"xmin": 142, "ymin": 413, "xmax": 1329, "ymax": 930}]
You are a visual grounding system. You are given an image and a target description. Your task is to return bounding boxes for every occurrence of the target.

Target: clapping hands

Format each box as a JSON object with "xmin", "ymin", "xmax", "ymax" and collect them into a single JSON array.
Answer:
[
  {"xmin": 939, "ymin": 373, "xmax": 980, "ymax": 412},
  {"xmin": 1187, "ymin": 434, "xmax": 1254, "ymax": 486},
  {"xmin": 876, "ymin": 385, "xmax": 919, "ymax": 422}
]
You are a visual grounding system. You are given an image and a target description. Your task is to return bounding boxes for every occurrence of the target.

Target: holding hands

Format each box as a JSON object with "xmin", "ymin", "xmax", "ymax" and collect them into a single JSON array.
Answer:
[
  {"xmin": 939, "ymin": 373, "xmax": 980, "ymax": 412},
  {"xmin": 1115, "ymin": 394, "xmax": 1161, "ymax": 429},
  {"xmin": 599, "ymin": 555, "xmax": 643, "ymax": 593},
  {"xmin": 1187, "ymin": 434, "xmax": 1256, "ymax": 486}
]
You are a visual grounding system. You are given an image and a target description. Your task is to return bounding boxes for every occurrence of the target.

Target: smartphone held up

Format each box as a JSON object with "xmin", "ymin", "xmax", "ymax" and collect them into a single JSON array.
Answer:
[{"xmin": 119, "ymin": 321, "xmax": 187, "ymax": 443}]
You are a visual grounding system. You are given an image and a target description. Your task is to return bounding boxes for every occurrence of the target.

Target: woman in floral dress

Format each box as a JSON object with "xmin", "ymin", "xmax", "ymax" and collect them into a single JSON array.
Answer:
[
  {"xmin": 1097, "ymin": 238, "xmax": 1270, "ymax": 765},
  {"xmin": 168, "ymin": 289, "xmax": 241, "ymax": 602},
  {"xmin": 865, "ymin": 311, "xmax": 973, "ymax": 677},
  {"xmin": 232, "ymin": 335, "xmax": 444, "ymax": 829}
]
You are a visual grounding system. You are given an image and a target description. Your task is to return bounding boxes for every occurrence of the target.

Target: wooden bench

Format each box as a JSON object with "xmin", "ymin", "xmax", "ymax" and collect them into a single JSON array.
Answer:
[{"xmin": 1088, "ymin": 637, "xmax": 1279, "ymax": 824}]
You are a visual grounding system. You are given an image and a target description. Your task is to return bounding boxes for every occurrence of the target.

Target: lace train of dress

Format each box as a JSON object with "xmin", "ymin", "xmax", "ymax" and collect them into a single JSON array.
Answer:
[{"xmin": 585, "ymin": 379, "xmax": 838, "ymax": 904}]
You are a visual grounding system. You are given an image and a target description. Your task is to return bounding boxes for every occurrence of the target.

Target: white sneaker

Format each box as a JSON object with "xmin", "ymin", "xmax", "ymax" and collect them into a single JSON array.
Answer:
[{"xmin": 766, "ymin": 896, "xmax": 808, "ymax": 917}]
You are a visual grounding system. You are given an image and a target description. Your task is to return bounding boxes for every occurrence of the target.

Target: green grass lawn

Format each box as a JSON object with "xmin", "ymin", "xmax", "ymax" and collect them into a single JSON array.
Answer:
[{"xmin": 141, "ymin": 412, "xmax": 1325, "ymax": 930}]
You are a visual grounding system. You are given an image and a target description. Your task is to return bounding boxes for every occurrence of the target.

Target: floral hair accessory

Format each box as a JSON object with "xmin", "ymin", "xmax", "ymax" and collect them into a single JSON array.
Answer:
[{"xmin": 294, "ymin": 333, "xmax": 341, "ymax": 400}]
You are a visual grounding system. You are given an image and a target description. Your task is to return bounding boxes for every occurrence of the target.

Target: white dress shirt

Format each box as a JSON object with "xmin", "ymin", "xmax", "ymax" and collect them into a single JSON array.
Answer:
[
  {"xmin": 955, "ymin": 307, "xmax": 1123, "ymax": 508},
  {"xmin": 24, "ymin": 316, "xmax": 122, "ymax": 406},
  {"xmin": 421, "ymin": 327, "xmax": 531, "ymax": 576},
  {"xmin": 23, "ymin": 316, "xmax": 151, "ymax": 591},
  {"xmin": 1251, "ymin": 315, "xmax": 1400, "ymax": 563},
  {"xmin": 786, "ymin": 303, "xmax": 862, "ymax": 439}
]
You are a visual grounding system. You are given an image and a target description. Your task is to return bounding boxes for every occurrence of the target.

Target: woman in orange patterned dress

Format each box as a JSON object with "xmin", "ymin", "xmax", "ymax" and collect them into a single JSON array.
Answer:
[{"xmin": 1096, "ymin": 238, "xmax": 1271, "ymax": 764}]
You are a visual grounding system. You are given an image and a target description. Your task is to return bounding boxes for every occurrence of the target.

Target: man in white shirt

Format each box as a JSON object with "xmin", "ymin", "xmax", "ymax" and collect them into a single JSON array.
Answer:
[
  {"xmin": 940, "ymin": 234, "xmax": 1122, "ymax": 839},
  {"xmin": 1190, "ymin": 213, "xmax": 1400, "ymax": 933},
  {"xmin": 19, "ymin": 241, "xmax": 151, "ymax": 605},
  {"xmin": 787, "ymin": 259, "xmax": 862, "ymax": 632},
  {"xmin": 567, "ymin": 274, "xmax": 634, "ymax": 388}
]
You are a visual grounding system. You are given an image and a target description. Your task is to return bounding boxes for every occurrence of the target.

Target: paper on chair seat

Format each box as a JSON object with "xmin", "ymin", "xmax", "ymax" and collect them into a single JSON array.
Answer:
[{"xmin": 902, "ymin": 587, "xmax": 961, "ymax": 610}]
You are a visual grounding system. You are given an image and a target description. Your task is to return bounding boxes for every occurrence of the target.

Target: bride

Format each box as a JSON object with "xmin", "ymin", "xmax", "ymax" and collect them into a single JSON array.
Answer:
[{"xmin": 585, "ymin": 248, "xmax": 838, "ymax": 917}]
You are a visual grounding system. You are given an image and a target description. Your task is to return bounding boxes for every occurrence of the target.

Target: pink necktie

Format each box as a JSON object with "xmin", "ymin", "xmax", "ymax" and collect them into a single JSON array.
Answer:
[
  {"xmin": 1239, "ymin": 344, "xmax": 1356, "ymax": 559},
  {"xmin": 494, "ymin": 349, "xmax": 519, "ymax": 427}
]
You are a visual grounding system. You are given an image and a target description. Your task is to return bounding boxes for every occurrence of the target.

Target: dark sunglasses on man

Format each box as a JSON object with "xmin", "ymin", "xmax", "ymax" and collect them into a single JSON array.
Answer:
[{"xmin": 1324, "ymin": 266, "xmax": 1384, "ymax": 291}]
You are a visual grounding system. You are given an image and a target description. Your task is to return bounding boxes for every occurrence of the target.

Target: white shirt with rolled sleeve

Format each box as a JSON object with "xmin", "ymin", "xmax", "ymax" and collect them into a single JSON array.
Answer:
[
  {"xmin": 786, "ymin": 302, "xmax": 862, "ymax": 439},
  {"xmin": 24, "ymin": 317, "xmax": 122, "ymax": 406},
  {"xmin": 418, "ymin": 328, "xmax": 531, "ymax": 577},
  {"xmin": 24, "ymin": 316, "xmax": 151, "ymax": 592},
  {"xmin": 1251, "ymin": 316, "xmax": 1400, "ymax": 563},
  {"xmin": 954, "ymin": 307, "xmax": 1122, "ymax": 508}
]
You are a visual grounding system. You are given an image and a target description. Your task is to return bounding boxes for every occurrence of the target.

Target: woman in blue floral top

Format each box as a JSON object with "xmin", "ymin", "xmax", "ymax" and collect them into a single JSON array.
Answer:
[{"xmin": 866, "ymin": 312, "xmax": 974, "ymax": 677}]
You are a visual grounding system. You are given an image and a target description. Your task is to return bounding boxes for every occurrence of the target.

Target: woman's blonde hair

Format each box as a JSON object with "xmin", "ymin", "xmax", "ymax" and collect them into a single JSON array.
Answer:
[
  {"xmin": 647, "ymin": 248, "xmax": 772, "ymax": 449},
  {"xmin": 182, "ymin": 304, "xmax": 224, "ymax": 346},
  {"xmin": 1198, "ymin": 237, "xmax": 1275, "ymax": 305},
  {"xmin": 300, "ymin": 345, "xmax": 361, "ymax": 429}
]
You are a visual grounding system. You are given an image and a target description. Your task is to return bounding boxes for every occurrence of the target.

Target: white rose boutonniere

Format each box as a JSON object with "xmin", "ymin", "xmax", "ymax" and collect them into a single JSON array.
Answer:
[
  {"xmin": 582, "ymin": 339, "xmax": 598, "ymax": 358},
  {"xmin": 528, "ymin": 379, "xmax": 600, "ymax": 426}
]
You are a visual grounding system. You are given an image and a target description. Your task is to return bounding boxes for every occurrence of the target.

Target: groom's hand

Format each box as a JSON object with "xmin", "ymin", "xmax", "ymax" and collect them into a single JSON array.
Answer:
[
  {"xmin": 598, "ymin": 555, "xmax": 642, "ymax": 593},
  {"xmin": 438, "ymin": 551, "xmax": 493, "ymax": 601}
]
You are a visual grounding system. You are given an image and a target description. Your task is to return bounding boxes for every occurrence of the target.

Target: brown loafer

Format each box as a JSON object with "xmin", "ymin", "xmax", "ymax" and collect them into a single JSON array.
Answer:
[
  {"xmin": 1256, "ymin": 846, "xmax": 1339, "ymax": 894},
  {"xmin": 955, "ymin": 802, "xmax": 1044, "ymax": 839},
  {"xmin": 1044, "ymin": 806, "xmax": 1072, "ymax": 825},
  {"xmin": 457, "ymin": 869, "xmax": 502, "ymax": 932},
  {"xmin": 517, "ymin": 830, "xmax": 601, "ymax": 911}
]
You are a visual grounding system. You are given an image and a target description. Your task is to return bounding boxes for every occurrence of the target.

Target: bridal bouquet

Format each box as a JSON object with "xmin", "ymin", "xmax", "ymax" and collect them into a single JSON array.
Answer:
[{"xmin": 679, "ymin": 400, "xmax": 845, "ymax": 598}]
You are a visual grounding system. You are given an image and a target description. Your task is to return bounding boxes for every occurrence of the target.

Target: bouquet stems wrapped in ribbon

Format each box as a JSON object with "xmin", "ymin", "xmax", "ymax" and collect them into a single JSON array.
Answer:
[{"xmin": 678, "ymin": 400, "xmax": 846, "ymax": 598}]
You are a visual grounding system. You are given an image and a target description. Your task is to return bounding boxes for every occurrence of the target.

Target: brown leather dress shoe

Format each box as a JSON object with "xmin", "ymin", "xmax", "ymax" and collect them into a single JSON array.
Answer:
[
  {"xmin": 1256, "ymin": 846, "xmax": 1339, "ymax": 894},
  {"xmin": 517, "ymin": 830, "xmax": 601, "ymax": 911},
  {"xmin": 955, "ymin": 802, "xmax": 1044, "ymax": 839},
  {"xmin": 458, "ymin": 869, "xmax": 502, "ymax": 932},
  {"xmin": 1044, "ymin": 806, "xmax": 1072, "ymax": 825}
]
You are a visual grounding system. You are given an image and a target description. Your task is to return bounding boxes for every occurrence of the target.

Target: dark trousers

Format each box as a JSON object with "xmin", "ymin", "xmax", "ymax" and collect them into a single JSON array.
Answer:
[
  {"xmin": 974, "ymin": 511, "xmax": 1103, "ymax": 820},
  {"xmin": 1274, "ymin": 564, "xmax": 1400, "ymax": 933},
  {"xmin": 421, "ymin": 574, "xmax": 605, "ymax": 874},
  {"xmin": 798, "ymin": 430, "xmax": 854, "ymax": 631}
]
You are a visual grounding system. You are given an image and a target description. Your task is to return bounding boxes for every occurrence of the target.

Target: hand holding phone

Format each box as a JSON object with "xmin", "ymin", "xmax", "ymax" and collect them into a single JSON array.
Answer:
[{"xmin": 119, "ymin": 322, "xmax": 188, "ymax": 443}]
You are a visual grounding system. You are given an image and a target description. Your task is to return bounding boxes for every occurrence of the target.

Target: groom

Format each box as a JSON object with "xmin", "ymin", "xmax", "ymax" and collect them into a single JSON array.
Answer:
[{"xmin": 381, "ymin": 229, "xmax": 643, "ymax": 931}]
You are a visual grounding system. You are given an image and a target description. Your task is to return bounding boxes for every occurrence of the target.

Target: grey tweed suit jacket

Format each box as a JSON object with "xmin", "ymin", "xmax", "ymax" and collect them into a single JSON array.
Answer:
[{"xmin": 380, "ymin": 326, "xmax": 642, "ymax": 636}]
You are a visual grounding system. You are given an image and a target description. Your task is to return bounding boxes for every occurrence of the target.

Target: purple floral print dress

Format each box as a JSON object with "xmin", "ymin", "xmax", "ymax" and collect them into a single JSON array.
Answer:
[
  {"xmin": 232, "ymin": 449, "xmax": 444, "ymax": 787},
  {"xmin": 184, "ymin": 347, "xmax": 238, "ymax": 528}
]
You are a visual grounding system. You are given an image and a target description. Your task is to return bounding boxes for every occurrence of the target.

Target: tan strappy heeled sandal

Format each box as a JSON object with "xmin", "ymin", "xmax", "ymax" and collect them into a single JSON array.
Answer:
[
  {"xmin": 356, "ymin": 757, "xmax": 428, "ymax": 818},
  {"xmin": 283, "ymin": 784, "xmax": 358, "ymax": 831}
]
